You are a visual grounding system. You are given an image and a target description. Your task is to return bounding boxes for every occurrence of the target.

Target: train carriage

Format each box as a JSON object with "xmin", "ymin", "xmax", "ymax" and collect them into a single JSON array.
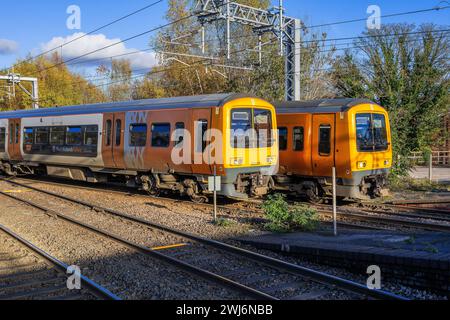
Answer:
[
  {"xmin": 0, "ymin": 93, "xmax": 278, "ymax": 201},
  {"xmin": 274, "ymin": 98, "xmax": 393, "ymax": 201}
]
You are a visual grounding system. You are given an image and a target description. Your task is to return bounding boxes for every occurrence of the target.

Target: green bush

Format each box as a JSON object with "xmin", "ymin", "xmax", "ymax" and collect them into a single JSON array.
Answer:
[{"xmin": 262, "ymin": 194, "xmax": 319, "ymax": 233}]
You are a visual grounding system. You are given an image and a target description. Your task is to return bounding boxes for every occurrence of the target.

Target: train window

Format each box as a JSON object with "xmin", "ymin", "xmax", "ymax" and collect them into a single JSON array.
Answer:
[
  {"xmin": 23, "ymin": 128, "xmax": 34, "ymax": 145},
  {"xmin": 278, "ymin": 127, "xmax": 288, "ymax": 151},
  {"xmin": 254, "ymin": 109, "xmax": 273, "ymax": 148},
  {"xmin": 115, "ymin": 120, "xmax": 122, "ymax": 146},
  {"xmin": 50, "ymin": 127, "xmax": 65, "ymax": 145},
  {"xmin": 9, "ymin": 124, "xmax": 13, "ymax": 144},
  {"xmin": 231, "ymin": 109, "xmax": 252, "ymax": 148},
  {"xmin": 293, "ymin": 127, "xmax": 304, "ymax": 151},
  {"xmin": 105, "ymin": 120, "xmax": 112, "ymax": 146},
  {"xmin": 356, "ymin": 114, "xmax": 388, "ymax": 152},
  {"xmin": 174, "ymin": 122, "xmax": 185, "ymax": 147},
  {"xmin": 319, "ymin": 125, "xmax": 332, "ymax": 156},
  {"xmin": 15, "ymin": 124, "xmax": 19, "ymax": 144},
  {"xmin": 66, "ymin": 127, "xmax": 82, "ymax": 146},
  {"xmin": 151, "ymin": 123, "xmax": 170, "ymax": 148},
  {"xmin": 35, "ymin": 128, "xmax": 49, "ymax": 145},
  {"xmin": 84, "ymin": 126, "xmax": 98, "ymax": 146},
  {"xmin": 0, "ymin": 128, "xmax": 5, "ymax": 152},
  {"xmin": 196, "ymin": 120, "xmax": 208, "ymax": 152},
  {"xmin": 130, "ymin": 124, "xmax": 147, "ymax": 147}
]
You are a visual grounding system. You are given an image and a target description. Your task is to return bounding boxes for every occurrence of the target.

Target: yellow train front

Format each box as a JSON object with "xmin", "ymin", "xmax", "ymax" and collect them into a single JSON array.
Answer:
[{"xmin": 274, "ymin": 99, "xmax": 392, "ymax": 201}]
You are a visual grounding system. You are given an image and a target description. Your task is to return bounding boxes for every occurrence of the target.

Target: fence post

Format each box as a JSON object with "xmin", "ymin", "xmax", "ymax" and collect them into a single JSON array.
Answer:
[
  {"xmin": 332, "ymin": 167, "xmax": 338, "ymax": 237},
  {"xmin": 429, "ymin": 153, "xmax": 433, "ymax": 182}
]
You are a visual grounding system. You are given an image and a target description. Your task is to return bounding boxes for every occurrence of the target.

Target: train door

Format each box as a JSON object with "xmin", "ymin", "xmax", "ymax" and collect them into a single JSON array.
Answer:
[
  {"xmin": 312, "ymin": 114, "xmax": 335, "ymax": 177},
  {"xmin": 7, "ymin": 119, "xmax": 23, "ymax": 161},
  {"xmin": 191, "ymin": 108, "xmax": 212, "ymax": 175},
  {"xmin": 102, "ymin": 113, "xmax": 126, "ymax": 168}
]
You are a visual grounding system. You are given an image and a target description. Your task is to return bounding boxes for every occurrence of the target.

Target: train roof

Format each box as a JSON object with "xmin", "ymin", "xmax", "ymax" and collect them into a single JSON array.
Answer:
[
  {"xmin": 274, "ymin": 98, "xmax": 380, "ymax": 114},
  {"xmin": 0, "ymin": 93, "xmax": 258, "ymax": 119}
]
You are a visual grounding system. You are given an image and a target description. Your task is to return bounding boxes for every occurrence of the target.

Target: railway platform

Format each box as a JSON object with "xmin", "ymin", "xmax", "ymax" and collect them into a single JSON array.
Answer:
[{"xmin": 238, "ymin": 229, "xmax": 450, "ymax": 293}]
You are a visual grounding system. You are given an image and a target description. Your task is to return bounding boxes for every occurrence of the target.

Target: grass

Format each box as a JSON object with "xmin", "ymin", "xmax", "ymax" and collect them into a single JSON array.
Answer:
[
  {"xmin": 388, "ymin": 175, "xmax": 449, "ymax": 193},
  {"xmin": 261, "ymin": 194, "xmax": 319, "ymax": 233},
  {"xmin": 213, "ymin": 218, "xmax": 235, "ymax": 228}
]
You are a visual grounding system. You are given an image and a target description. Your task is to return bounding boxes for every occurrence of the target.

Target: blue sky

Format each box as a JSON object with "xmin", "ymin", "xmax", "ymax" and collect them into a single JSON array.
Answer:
[{"xmin": 0, "ymin": 0, "xmax": 448, "ymax": 75}]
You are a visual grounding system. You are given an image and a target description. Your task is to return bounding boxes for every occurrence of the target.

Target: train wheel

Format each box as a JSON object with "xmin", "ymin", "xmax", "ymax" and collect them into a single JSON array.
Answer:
[
  {"xmin": 190, "ymin": 195, "xmax": 208, "ymax": 204},
  {"xmin": 305, "ymin": 183, "xmax": 324, "ymax": 204}
]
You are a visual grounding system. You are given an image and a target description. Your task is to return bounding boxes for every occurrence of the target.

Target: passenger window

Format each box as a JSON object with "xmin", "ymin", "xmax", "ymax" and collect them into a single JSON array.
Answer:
[
  {"xmin": 9, "ymin": 124, "xmax": 13, "ymax": 144},
  {"xmin": 50, "ymin": 127, "xmax": 65, "ymax": 145},
  {"xmin": 35, "ymin": 128, "xmax": 49, "ymax": 145},
  {"xmin": 293, "ymin": 127, "xmax": 304, "ymax": 151},
  {"xmin": 84, "ymin": 126, "xmax": 98, "ymax": 146},
  {"xmin": 115, "ymin": 120, "xmax": 122, "ymax": 146},
  {"xmin": 319, "ymin": 125, "xmax": 332, "ymax": 156},
  {"xmin": 151, "ymin": 123, "xmax": 170, "ymax": 148},
  {"xmin": 0, "ymin": 128, "xmax": 5, "ymax": 152},
  {"xmin": 23, "ymin": 128, "xmax": 34, "ymax": 144},
  {"xmin": 174, "ymin": 122, "xmax": 185, "ymax": 147},
  {"xmin": 278, "ymin": 127, "xmax": 288, "ymax": 151},
  {"xmin": 130, "ymin": 124, "xmax": 147, "ymax": 147},
  {"xmin": 66, "ymin": 127, "xmax": 82, "ymax": 145},
  {"xmin": 15, "ymin": 124, "xmax": 19, "ymax": 144},
  {"xmin": 196, "ymin": 120, "xmax": 208, "ymax": 152},
  {"xmin": 105, "ymin": 120, "xmax": 112, "ymax": 146}
]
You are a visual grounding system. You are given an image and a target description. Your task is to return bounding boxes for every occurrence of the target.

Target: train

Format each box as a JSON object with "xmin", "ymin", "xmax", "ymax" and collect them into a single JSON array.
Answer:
[
  {"xmin": 274, "ymin": 98, "xmax": 393, "ymax": 202},
  {"xmin": 0, "ymin": 94, "xmax": 279, "ymax": 202},
  {"xmin": 0, "ymin": 94, "xmax": 393, "ymax": 203}
]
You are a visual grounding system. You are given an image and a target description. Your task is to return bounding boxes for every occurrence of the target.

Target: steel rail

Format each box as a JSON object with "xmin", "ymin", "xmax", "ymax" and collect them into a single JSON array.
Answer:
[
  {"xmin": 0, "ymin": 189, "xmax": 277, "ymax": 301},
  {"xmin": 0, "ymin": 178, "xmax": 408, "ymax": 300},
  {"xmin": 0, "ymin": 224, "xmax": 121, "ymax": 300}
]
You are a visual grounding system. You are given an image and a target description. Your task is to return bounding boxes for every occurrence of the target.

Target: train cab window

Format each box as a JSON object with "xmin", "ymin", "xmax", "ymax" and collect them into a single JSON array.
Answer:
[
  {"xmin": 23, "ymin": 128, "xmax": 34, "ymax": 145},
  {"xmin": 319, "ymin": 125, "xmax": 332, "ymax": 156},
  {"xmin": 231, "ymin": 109, "xmax": 251, "ymax": 148},
  {"xmin": 105, "ymin": 120, "xmax": 112, "ymax": 146},
  {"xmin": 84, "ymin": 126, "xmax": 98, "ymax": 146},
  {"xmin": 15, "ymin": 124, "xmax": 19, "ymax": 144},
  {"xmin": 278, "ymin": 127, "xmax": 288, "ymax": 151},
  {"xmin": 50, "ymin": 127, "xmax": 65, "ymax": 145},
  {"xmin": 115, "ymin": 120, "xmax": 122, "ymax": 146},
  {"xmin": 254, "ymin": 109, "xmax": 273, "ymax": 148},
  {"xmin": 130, "ymin": 124, "xmax": 147, "ymax": 147},
  {"xmin": 151, "ymin": 123, "xmax": 170, "ymax": 148},
  {"xmin": 35, "ymin": 128, "xmax": 49, "ymax": 144},
  {"xmin": 174, "ymin": 122, "xmax": 185, "ymax": 148},
  {"xmin": 0, "ymin": 128, "xmax": 5, "ymax": 152},
  {"xmin": 66, "ymin": 127, "xmax": 82, "ymax": 146},
  {"xmin": 293, "ymin": 127, "xmax": 304, "ymax": 151},
  {"xmin": 356, "ymin": 114, "xmax": 388, "ymax": 152}
]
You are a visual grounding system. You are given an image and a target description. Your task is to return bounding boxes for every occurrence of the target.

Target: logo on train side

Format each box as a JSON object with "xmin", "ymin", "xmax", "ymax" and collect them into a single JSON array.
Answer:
[
  {"xmin": 66, "ymin": 5, "xmax": 81, "ymax": 30},
  {"xmin": 367, "ymin": 265, "xmax": 381, "ymax": 290}
]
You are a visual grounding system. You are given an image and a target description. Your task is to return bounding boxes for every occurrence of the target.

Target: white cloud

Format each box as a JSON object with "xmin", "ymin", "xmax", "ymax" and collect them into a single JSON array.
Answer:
[
  {"xmin": 40, "ymin": 33, "xmax": 157, "ymax": 70},
  {"xmin": 0, "ymin": 39, "xmax": 18, "ymax": 55}
]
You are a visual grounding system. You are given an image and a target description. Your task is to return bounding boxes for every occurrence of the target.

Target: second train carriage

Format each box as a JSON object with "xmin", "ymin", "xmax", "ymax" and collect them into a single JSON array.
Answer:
[
  {"xmin": 274, "ymin": 99, "xmax": 393, "ymax": 201},
  {"xmin": 0, "ymin": 94, "xmax": 278, "ymax": 201}
]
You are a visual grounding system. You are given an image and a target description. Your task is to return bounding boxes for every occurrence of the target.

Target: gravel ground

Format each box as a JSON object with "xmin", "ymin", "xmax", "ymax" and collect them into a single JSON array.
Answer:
[
  {"xmin": 2, "ymin": 178, "xmax": 448, "ymax": 300},
  {"xmin": 0, "ymin": 190, "xmax": 243, "ymax": 300}
]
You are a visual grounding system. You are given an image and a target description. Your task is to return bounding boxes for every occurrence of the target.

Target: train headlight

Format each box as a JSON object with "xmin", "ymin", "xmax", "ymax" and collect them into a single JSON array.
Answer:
[
  {"xmin": 266, "ymin": 156, "xmax": 276, "ymax": 164},
  {"xmin": 231, "ymin": 158, "xmax": 244, "ymax": 166},
  {"xmin": 357, "ymin": 161, "xmax": 367, "ymax": 169}
]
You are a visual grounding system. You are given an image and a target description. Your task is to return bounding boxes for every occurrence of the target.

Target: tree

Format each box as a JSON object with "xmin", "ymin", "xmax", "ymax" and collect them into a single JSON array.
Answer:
[
  {"xmin": 0, "ymin": 53, "xmax": 106, "ymax": 110},
  {"xmin": 331, "ymin": 24, "xmax": 449, "ymax": 175}
]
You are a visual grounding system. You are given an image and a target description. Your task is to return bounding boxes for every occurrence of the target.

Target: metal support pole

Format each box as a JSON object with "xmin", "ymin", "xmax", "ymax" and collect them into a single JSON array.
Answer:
[
  {"xmin": 279, "ymin": 0, "xmax": 284, "ymax": 56},
  {"xmin": 258, "ymin": 35, "xmax": 262, "ymax": 65},
  {"xmin": 213, "ymin": 165, "xmax": 218, "ymax": 222},
  {"xmin": 332, "ymin": 167, "xmax": 338, "ymax": 236},
  {"xmin": 226, "ymin": 1, "xmax": 231, "ymax": 60},
  {"xmin": 201, "ymin": 25, "xmax": 206, "ymax": 55},
  {"xmin": 429, "ymin": 153, "xmax": 433, "ymax": 182}
]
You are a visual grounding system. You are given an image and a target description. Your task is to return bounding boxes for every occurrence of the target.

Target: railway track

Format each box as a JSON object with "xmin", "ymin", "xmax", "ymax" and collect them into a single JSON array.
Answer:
[
  {"xmin": 0, "ymin": 177, "xmax": 406, "ymax": 300},
  {"xmin": 0, "ymin": 224, "xmax": 120, "ymax": 300}
]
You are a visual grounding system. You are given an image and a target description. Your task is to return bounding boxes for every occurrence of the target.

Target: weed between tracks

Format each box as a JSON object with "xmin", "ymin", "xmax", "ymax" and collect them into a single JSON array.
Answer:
[{"xmin": 262, "ymin": 194, "xmax": 319, "ymax": 233}]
